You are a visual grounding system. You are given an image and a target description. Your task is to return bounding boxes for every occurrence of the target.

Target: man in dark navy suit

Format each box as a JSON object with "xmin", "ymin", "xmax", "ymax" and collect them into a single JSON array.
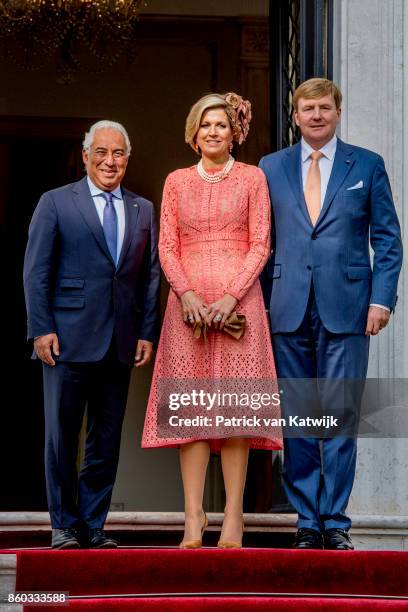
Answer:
[
  {"xmin": 24, "ymin": 120, "xmax": 160, "ymax": 549},
  {"xmin": 260, "ymin": 79, "xmax": 402, "ymax": 550}
]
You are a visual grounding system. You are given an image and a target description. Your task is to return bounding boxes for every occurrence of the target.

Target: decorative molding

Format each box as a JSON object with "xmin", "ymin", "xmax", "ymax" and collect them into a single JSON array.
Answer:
[
  {"xmin": 139, "ymin": 0, "xmax": 269, "ymax": 17},
  {"xmin": 241, "ymin": 20, "xmax": 269, "ymax": 60},
  {"xmin": 239, "ymin": 18, "xmax": 270, "ymax": 162}
]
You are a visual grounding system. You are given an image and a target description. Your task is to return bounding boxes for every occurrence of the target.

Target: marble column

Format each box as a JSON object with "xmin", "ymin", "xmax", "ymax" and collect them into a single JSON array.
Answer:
[{"xmin": 332, "ymin": 0, "xmax": 408, "ymax": 519}]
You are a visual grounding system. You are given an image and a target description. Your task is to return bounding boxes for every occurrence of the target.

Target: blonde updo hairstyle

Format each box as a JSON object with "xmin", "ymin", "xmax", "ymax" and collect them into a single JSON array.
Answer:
[{"xmin": 185, "ymin": 92, "xmax": 252, "ymax": 154}]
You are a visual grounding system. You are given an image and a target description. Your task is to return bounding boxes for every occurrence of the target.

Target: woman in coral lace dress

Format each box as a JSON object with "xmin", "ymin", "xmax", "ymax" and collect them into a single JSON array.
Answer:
[{"xmin": 142, "ymin": 92, "xmax": 281, "ymax": 548}]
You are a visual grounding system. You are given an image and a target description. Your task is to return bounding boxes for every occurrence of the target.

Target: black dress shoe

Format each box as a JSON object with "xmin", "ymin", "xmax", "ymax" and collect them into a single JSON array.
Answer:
[
  {"xmin": 324, "ymin": 528, "xmax": 354, "ymax": 550},
  {"xmin": 52, "ymin": 528, "xmax": 80, "ymax": 550},
  {"xmin": 89, "ymin": 528, "xmax": 118, "ymax": 549},
  {"xmin": 294, "ymin": 528, "xmax": 324, "ymax": 549}
]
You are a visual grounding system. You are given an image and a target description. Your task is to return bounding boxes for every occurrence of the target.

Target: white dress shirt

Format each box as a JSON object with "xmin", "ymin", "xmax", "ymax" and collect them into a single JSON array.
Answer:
[
  {"xmin": 300, "ymin": 136, "xmax": 389, "ymax": 313},
  {"xmin": 87, "ymin": 176, "xmax": 125, "ymax": 263}
]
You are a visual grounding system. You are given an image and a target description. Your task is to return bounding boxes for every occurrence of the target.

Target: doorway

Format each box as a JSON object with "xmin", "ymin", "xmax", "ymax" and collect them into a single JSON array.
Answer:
[
  {"xmin": 0, "ymin": 118, "xmax": 88, "ymax": 509},
  {"xmin": 0, "ymin": 1, "xmax": 332, "ymax": 515}
]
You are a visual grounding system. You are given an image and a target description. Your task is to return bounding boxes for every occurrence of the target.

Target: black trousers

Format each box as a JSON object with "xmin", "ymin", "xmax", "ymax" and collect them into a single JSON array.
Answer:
[{"xmin": 42, "ymin": 343, "xmax": 132, "ymax": 529}]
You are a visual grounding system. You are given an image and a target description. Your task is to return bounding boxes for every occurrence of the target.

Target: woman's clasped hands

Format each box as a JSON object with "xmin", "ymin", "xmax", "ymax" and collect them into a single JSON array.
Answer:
[{"xmin": 181, "ymin": 290, "xmax": 237, "ymax": 330}]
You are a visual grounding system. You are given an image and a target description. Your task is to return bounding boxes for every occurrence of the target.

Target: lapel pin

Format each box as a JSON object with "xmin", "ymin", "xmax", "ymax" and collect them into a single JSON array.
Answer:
[
  {"xmin": 133, "ymin": 203, "xmax": 138, "ymax": 207},
  {"xmin": 346, "ymin": 159, "xmax": 351, "ymax": 164}
]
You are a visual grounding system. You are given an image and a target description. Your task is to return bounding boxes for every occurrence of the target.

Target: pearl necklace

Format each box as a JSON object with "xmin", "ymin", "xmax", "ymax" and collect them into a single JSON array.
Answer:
[{"xmin": 197, "ymin": 155, "xmax": 235, "ymax": 183}]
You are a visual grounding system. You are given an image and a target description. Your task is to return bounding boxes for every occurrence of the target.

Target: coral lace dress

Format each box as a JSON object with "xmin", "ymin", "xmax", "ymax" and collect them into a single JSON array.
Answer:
[{"xmin": 142, "ymin": 162, "xmax": 282, "ymax": 450}]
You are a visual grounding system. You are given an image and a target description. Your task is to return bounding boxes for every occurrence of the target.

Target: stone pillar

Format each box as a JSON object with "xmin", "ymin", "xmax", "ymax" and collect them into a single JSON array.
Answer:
[{"xmin": 332, "ymin": 0, "xmax": 408, "ymax": 521}]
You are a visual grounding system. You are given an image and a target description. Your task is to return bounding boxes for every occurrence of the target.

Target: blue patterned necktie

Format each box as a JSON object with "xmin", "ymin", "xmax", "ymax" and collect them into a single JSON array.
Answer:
[{"xmin": 101, "ymin": 191, "xmax": 118, "ymax": 264}]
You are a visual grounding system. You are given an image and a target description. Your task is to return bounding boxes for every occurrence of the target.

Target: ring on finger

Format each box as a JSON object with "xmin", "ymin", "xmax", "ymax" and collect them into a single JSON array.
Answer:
[
  {"xmin": 188, "ymin": 315, "xmax": 194, "ymax": 323},
  {"xmin": 214, "ymin": 314, "xmax": 222, "ymax": 322}
]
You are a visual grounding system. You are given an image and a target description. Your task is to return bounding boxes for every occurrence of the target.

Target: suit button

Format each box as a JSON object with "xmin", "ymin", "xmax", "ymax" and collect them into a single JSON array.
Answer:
[
  {"xmin": 311, "ymin": 233, "xmax": 317, "ymax": 240},
  {"xmin": 114, "ymin": 276, "xmax": 118, "ymax": 281},
  {"xmin": 307, "ymin": 265, "xmax": 312, "ymax": 271}
]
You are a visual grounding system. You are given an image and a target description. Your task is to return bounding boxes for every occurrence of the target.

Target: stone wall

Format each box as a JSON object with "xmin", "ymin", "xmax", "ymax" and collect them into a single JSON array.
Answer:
[{"xmin": 333, "ymin": 0, "xmax": 408, "ymax": 518}]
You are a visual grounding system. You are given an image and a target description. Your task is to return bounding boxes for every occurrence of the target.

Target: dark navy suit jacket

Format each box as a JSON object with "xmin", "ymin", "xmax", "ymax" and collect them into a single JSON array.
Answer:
[
  {"xmin": 259, "ymin": 139, "xmax": 403, "ymax": 334},
  {"xmin": 24, "ymin": 176, "xmax": 160, "ymax": 365}
]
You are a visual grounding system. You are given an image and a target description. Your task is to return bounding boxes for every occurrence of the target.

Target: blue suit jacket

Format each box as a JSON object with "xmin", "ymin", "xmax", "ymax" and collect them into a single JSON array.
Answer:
[
  {"xmin": 259, "ymin": 139, "xmax": 403, "ymax": 334},
  {"xmin": 23, "ymin": 176, "xmax": 160, "ymax": 365}
]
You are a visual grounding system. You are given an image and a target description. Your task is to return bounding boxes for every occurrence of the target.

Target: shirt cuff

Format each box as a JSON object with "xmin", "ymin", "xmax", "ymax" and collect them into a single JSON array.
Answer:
[{"xmin": 370, "ymin": 303, "xmax": 391, "ymax": 313}]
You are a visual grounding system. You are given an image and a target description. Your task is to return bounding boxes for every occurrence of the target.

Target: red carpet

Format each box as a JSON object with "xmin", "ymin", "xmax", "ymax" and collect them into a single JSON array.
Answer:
[
  {"xmin": 21, "ymin": 597, "xmax": 408, "ymax": 611},
  {"xmin": 16, "ymin": 548, "xmax": 408, "ymax": 596},
  {"xmin": 14, "ymin": 548, "xmax": 408, "ymax": 610}
]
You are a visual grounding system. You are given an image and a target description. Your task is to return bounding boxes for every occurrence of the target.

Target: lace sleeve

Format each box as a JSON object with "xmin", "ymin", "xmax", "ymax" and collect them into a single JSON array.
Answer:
[
  {"xmin": 158, "ymin": 173, "xmax": 193, "ymax": 297},
  {"xmin": 225, "ymin": 169, "xmax": 271, "ymax": 301}
]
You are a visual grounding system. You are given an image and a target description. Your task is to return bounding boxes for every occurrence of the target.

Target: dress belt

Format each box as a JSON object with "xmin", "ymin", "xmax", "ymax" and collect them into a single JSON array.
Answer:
[{"xmin": 180, "ymin": 231, "xmax": 248, "ymax": 246}]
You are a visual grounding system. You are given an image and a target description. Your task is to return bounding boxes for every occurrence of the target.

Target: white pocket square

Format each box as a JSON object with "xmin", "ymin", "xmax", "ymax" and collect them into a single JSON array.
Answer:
[{"xmin": 347, "ymin": 180, "xmax": 364, "ymax": 190}]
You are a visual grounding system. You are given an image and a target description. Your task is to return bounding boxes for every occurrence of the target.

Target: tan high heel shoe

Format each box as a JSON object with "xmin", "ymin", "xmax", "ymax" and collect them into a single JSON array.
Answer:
[
  {"xmin": 217, "ymin": 522, "xmax": 244, "ymax": 549},
  {"xmin": 179, "ymin": 512, "xmax": 208, "ymax": 549}
]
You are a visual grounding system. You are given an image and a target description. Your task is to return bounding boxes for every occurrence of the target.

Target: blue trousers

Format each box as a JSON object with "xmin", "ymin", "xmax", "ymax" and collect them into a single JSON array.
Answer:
[
  {"xmin": 42, "ymin": 343, "xmax": 131, "ymax": 529},
  {"xmin": 272, "ymin": 288, "xmax": 369, "ymax": 532}
]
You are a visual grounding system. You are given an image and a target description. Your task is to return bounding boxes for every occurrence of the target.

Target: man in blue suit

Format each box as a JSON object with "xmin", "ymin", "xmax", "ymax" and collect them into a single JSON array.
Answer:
[
  {"xmin": 24, "ymin": 120, "xmax": 160, "ymax": 549},
  {"xmin": 260, "ymin": 79, "xmax": 402, "ymax": 549}
]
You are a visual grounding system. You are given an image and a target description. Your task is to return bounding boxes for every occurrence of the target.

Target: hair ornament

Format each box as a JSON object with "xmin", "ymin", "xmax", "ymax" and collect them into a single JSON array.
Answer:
[{"xmin": 224, "ymin": 92, "xmax": 252, "ymax": 144}]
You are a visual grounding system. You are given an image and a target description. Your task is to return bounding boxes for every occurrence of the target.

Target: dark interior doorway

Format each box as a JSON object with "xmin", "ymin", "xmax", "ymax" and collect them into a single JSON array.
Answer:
[{"xmin": 0, "ymin": 117, "xmax": 90, "ymax": 509}]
